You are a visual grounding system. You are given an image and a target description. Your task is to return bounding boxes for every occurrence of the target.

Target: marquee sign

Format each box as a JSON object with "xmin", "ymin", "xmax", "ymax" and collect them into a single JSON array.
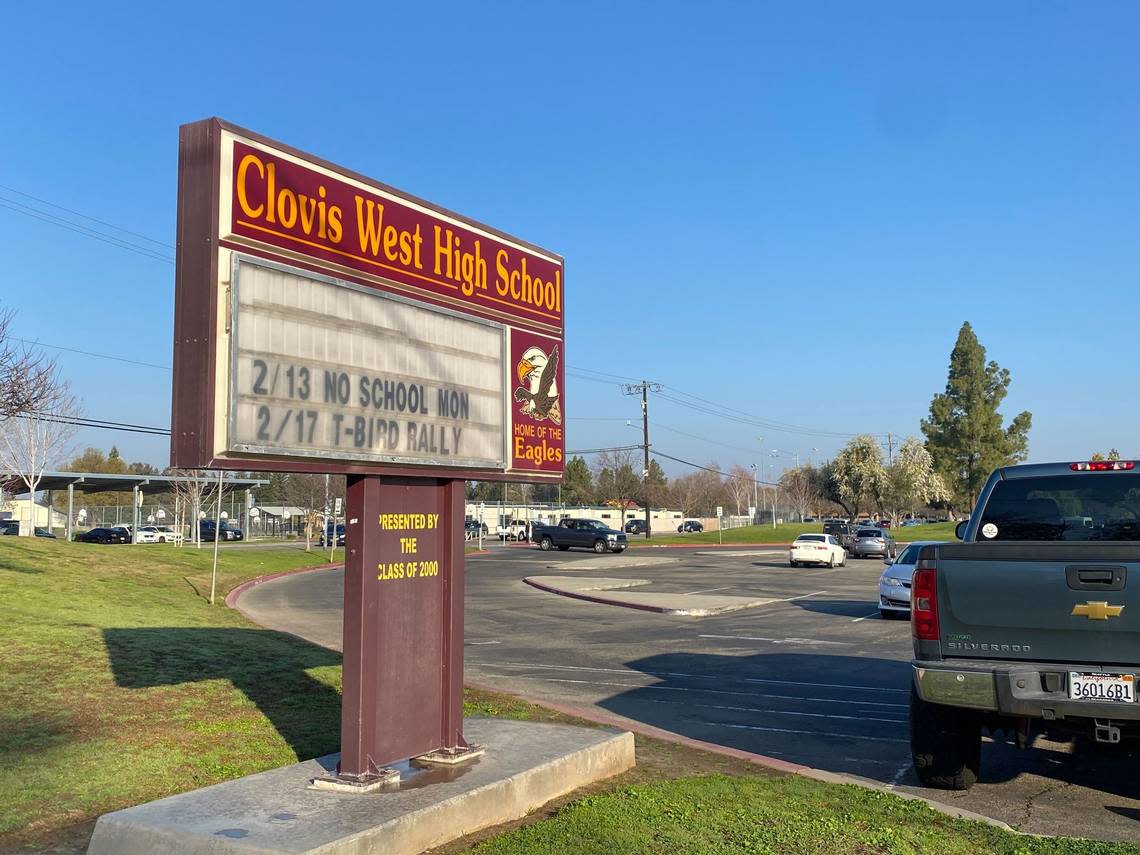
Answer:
[{"xmin": 172, "ymin": 118, "xmax": 564, "ymax": 481}]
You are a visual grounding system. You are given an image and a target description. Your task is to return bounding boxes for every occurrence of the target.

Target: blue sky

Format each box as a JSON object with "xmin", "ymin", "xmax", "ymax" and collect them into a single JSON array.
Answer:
[{"xmin": 1, "ymin": 1, "xmax": 1137, "ymax": 477}]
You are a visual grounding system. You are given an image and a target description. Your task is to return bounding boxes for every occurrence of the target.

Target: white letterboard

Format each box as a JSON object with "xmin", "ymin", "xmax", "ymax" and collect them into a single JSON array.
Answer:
[{"xmin": 227, "ymin": 257, "xmax": 506, "ymax": 468}]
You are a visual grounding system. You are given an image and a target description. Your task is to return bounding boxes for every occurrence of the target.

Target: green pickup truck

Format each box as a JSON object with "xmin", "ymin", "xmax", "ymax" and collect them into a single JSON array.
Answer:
[{"xmin": 910, "ymin": 459, "xmax": 1140, "ymax": 789}]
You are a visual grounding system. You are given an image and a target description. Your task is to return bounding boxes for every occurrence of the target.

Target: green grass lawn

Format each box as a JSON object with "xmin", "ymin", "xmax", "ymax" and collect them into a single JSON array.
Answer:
[
  {"xmin": 466, "ymin": 775, "xmax": 1134, "ymax": 855},
  {"xmin": 0, "ymin": 538, "xmax": 348, "ymax": 842},
  {"xmin": 3, "ymin": 535, "xmax": 1132, "ymax": 855},
  {"xmin": 635, "ymin": 521, "xmax": 959, "ymax": 546}
]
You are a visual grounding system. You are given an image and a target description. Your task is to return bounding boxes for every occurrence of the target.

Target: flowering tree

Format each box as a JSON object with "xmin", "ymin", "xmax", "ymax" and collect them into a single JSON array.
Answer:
[
  {"xmin": 883, "ymin": 438, "xmax": 949, "ymax": 524},
  {"xmin": 831, "ymin": 435, "xmax": 888, "ymax": 520}
]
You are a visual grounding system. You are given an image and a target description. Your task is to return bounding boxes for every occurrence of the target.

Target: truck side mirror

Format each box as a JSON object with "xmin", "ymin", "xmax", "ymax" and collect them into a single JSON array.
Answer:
[{"xmin": 955, "ymin": 520, "xmax": 968, "ymax": 540}]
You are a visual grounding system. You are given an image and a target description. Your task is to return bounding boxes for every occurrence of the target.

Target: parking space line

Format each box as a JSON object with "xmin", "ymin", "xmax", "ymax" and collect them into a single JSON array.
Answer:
[
  {"xmin": 682, "ymin": 585, "xmax": 734, "ymax": 595},
  {"xmin": 851, "ymin": 611, "xmax": 881, "ymax": 622},
  {"xmin": 696, "ymin": 721, "xmax": 908, "ymax": 744},
  {"xmin": 640, "ymin": 697, "xmax": 907, "ymax": 725},
  {"xmin": 698, "ymin": 634, "xmax": 849, "ymax": 647},
  {"xmin": 782, "ymin": 590, "xmax": 828, "ymax": 602}
]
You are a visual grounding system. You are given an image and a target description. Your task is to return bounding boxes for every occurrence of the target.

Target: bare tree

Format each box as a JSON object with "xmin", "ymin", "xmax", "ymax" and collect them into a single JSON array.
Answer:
[
  {"xmin": 0, "ymin": 379, "xmax": 80, "ymax": 535},
  {"xmin": 284, "ymin": 473, "xmax": 328, "ymax": 551},
  {"xmin": 779, "ymin": 466, "xmax": 820, "ymax": 523},
  {"xmin": 0, "ymin": 307, "xmax": 58, "ymax": 419},
  {"xmin": 594, "ymin": 449, "xmax": 641, "ymax": 527},
  {"xmin": 168, "ymin": 469, "xmax": 213, "ymax": 547},
  {"xmin": 726, "ymin": 465, "xmax": 754, "ymax": 516}
]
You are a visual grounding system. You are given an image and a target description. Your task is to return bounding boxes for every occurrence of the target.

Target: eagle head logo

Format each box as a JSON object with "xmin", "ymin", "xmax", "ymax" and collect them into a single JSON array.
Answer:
[{"xmin": 513, "ymin": 344, "xmax": 561, "ymax": 425}]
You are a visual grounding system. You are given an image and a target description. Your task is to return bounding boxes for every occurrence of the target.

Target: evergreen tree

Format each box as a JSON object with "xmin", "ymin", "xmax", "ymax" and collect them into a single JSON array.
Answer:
[
  {"xmin": 921, "ymin": 322, "xmax": 1032, "ymax": 510},
  {"xmin": 562, "ymin": 455, "xmax": 594, "ymax": 506}
]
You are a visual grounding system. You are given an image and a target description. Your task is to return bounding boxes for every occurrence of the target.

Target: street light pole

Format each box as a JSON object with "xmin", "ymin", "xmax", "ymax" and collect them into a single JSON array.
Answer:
[{"xmin": 750, "ymin": 463, "xmax": 758, "ymax": 523}]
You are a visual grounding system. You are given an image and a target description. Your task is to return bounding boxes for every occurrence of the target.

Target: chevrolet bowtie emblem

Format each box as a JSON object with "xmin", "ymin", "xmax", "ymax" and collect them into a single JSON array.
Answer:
[{"xmin": 1072, "ymin": 601, "xmax": 1125, "ymax": 620}]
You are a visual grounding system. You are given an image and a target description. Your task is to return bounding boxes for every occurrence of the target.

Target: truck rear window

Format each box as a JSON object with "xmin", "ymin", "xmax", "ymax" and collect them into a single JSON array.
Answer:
[{"xmin": 979, "ymin": 474, "xmax": 1140, "ymax": 541}]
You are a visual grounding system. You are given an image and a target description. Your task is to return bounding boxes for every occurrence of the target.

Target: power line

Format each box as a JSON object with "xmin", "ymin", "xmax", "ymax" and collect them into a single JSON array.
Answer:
[
  {"xmin": 20, "ymin": 411, "xmax": 171, "ymax": 436},
  {"xmin": 650, "ymin": 449, "xmax": 779, "ymax": 486},
  {"xmin": 0, "ymin": 183, "xmax": 169, "ymax": 247},
  {"xmin": 16, "ymin": 338, "xmax": 171, "ymax": 370},
  {"xmin": 0, "ymin": 197, "xmax": 174, "ymax": 264}
]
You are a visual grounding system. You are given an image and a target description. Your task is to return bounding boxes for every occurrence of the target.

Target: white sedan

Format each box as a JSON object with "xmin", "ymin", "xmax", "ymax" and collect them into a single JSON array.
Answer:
[
  {"xmin": 789, "ymin": 533, "xmax": 847, "ymax": 568},
  {"xmin": 142, "ymin": 525, "xmax": 183, "ymax": 544}
]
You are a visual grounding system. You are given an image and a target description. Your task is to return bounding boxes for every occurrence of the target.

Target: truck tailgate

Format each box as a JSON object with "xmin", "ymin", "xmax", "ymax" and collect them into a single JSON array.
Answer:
[{"xmin": 936, "ymin": 542, "xmax": 1140, "ymax": 665}]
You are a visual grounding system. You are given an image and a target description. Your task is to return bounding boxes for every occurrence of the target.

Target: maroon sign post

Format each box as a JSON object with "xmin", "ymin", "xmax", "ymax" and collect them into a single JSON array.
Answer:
[
  {"xmin": 172, "ymin": 118, "xmax": 564, "ymax": 788},
  {"xmin": 338, "ymin": 476, "xmax": 472, "ymax": 784}
]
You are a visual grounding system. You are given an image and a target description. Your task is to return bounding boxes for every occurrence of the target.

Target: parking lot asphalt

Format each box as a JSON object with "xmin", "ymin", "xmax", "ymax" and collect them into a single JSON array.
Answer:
[{"xmin": 236, "ymin": 541, "xmax": 1140, "ymax": 842}]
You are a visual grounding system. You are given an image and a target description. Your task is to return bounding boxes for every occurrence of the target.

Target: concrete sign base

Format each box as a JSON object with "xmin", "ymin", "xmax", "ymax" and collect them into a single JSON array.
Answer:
[{"xmin": 86, "ymin": 719, "xmax": 634, "ymax": 855}]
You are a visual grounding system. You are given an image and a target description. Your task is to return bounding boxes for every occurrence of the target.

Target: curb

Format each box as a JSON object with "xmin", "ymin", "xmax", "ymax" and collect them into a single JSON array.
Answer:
[
  {"xmin": 523, "ymin": 576, "xmax": 683, "ymax": 615},
  {"xmin": 466, "ymin": 680, "xmax": 1016, "ymax": 834},
  {"xmin": 223, "ymin": 561, "xmax": 343, "ymax": 610}
]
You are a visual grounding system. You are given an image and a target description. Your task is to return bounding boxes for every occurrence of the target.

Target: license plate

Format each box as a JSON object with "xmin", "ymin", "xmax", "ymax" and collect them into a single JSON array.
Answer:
[{"xmin": 1069, "ymin": 672, "xmax": 1135, "ymax": 703}]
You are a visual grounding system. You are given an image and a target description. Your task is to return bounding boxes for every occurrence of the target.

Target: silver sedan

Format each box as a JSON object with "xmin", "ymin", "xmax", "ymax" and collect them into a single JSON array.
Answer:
[{"xmin": 878, "ymin": 540, "xmax": 942, "ymax": 619}]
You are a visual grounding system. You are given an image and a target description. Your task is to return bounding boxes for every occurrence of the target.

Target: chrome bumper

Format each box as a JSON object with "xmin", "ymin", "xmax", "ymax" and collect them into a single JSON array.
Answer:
[{"xmin": 913, "ymin": 660, "xmax": 1140, "ymax": 720}]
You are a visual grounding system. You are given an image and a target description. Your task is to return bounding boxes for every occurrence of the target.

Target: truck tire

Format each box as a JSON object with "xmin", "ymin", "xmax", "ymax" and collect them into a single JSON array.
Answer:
[
  {"xmin": 539, "ymin": 536, "xmax": 553, "ymax": 551},
  {"xmin": 593, "ymin": 539, "xmax": 607, "ymax": 554},
  {"xmin": 910, "ymin": 684, "xmax": 981, "ymax": 790}
]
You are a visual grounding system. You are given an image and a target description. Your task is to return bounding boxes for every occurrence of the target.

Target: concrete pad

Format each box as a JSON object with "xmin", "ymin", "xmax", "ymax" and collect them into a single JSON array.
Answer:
[
  {"xmin": 556, "ymin": 555, "xmax": 677, "ymax": 570},
  {"xmin": 86, "ymin": 718, "xmax": 634, "ymax": 855},
  {"xmin": 524, "ymin": 575, "xmax": 780, "ymax": 616}
]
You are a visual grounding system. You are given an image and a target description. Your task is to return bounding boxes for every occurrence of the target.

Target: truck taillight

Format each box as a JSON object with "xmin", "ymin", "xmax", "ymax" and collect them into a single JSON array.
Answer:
[
  {"xmin": 912, "ymin": 567, "xmax": 939, "ymax": 641},
  {"xmin": 1071, "ymin": 460, "xmax": 1135, "ymax": 471}
]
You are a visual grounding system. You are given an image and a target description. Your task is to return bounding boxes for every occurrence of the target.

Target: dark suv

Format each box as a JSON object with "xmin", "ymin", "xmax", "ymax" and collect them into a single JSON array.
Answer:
[
  {"xmin": 198, "ymin": 520, "xmax": 244, "ymax": 541},
  {"xmin": 823, "ymin": 520, "xmax": 856, "ymax": 552}
]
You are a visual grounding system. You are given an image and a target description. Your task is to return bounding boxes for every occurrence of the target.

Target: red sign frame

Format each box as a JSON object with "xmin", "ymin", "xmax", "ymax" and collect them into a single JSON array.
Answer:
[{"xmin": 172, "ymin": 118, "xmax": 564, "ymax": 483}]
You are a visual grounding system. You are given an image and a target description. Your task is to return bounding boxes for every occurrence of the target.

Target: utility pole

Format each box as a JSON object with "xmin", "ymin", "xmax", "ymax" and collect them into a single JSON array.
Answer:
[
  {"xmin": 886, "ymin": 432, "xmax": 894, "ymax": 466},
  {"xmin": 622, "ymin": 380, "xmax": 661, "ymax": 539}
]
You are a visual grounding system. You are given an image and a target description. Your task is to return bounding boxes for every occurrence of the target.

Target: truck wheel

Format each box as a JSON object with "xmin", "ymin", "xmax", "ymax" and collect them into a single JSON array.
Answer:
[
  {"xmin": 593, "ymin": 539, "xmax": 607, "ymax": 554},
  {"xmin": 910, "ymin": 685, "xmax": 981, "ymax": 790},
  {"xmin": 539, "ymin": 536, "xmax": 553, "ymax": 551}
]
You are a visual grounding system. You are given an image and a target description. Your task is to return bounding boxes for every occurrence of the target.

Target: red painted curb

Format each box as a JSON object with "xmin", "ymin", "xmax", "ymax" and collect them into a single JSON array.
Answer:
[
  {"xmin": 224, "ymin": 561, "xmax": 343, "ymax": 609},
  {"xmin": 466, "ymin": 680, "xmax": 808, "ymax": 775},
  {"xmin": 523, "ymin": 577, "xmax": 680, "ymax": 614}
]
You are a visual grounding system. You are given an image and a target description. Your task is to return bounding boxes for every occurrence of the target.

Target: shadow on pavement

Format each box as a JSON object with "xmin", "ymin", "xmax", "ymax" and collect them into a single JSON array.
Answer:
[
  {"xmin": 102, "ymin": 627, "xmax": 342, "ymax": 758},
  {"xmin": 598, "ymin": 650, "xmax": 1140, "ymax": 803},
  {"xmin": 792, "ymin": 598, "xmax": 881, "ymax": 618}
]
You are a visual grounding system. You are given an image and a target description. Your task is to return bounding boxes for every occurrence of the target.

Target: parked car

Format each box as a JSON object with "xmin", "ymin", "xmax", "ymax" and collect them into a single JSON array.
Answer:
[
  {"xmin": 464, "ymin": 519, "xmax": 488, "ymax": 540},
  {"xmin": 789, "ymin": 533, "xmax": 847, "ymax": 568},
  {"xmin": 318, "ymin": 523, "xmax": 346, "ymax": 547},
  {"xmin": 131, "ymin": 525, "xmax": 161, "ymax": 544},
  {"xmin": 153, "ymin": 525, "xmax": 184, "ymax": 544},
  {"xmin": 198, "ymin": 520, "xmax": 244, "ymax": 541},
  {"xmin": 910, "ymin": 459, "xmax": 1140, "ymax": 791},
  {"xmin": 877, "ymin": 541, "xmax": 941, "ymax": 619},
  {"xmin": 822, "ymin": 520, "xmax": 856, "ymax": 552},
  {"xmin": 497, "ymin": 519, "xmax": 528, "ymax": 541},
  {"xmin": 900, "ymin": 519, "xmax": 923, "ymax": 528},
  {"xmin": 0, "ymin": 521, "xmax": 51, "ymax": 537},
  {"xmin": 76, "ymin": 527, "xmax": 130, "ymax": 544},
  {"xmin": 624, "ymin": 519, "xmax": 646, "ymax": 535},
  {"xmin": 853, "ymin": 527, "xmax": 896, "ymax": 559},
  {"xmin": 531, "ymin": 518, "xmax": 628, "ymax": 553},
  {"xmin": 677, "ymin": 520, "xmax": 704, "ymax": 533}
]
